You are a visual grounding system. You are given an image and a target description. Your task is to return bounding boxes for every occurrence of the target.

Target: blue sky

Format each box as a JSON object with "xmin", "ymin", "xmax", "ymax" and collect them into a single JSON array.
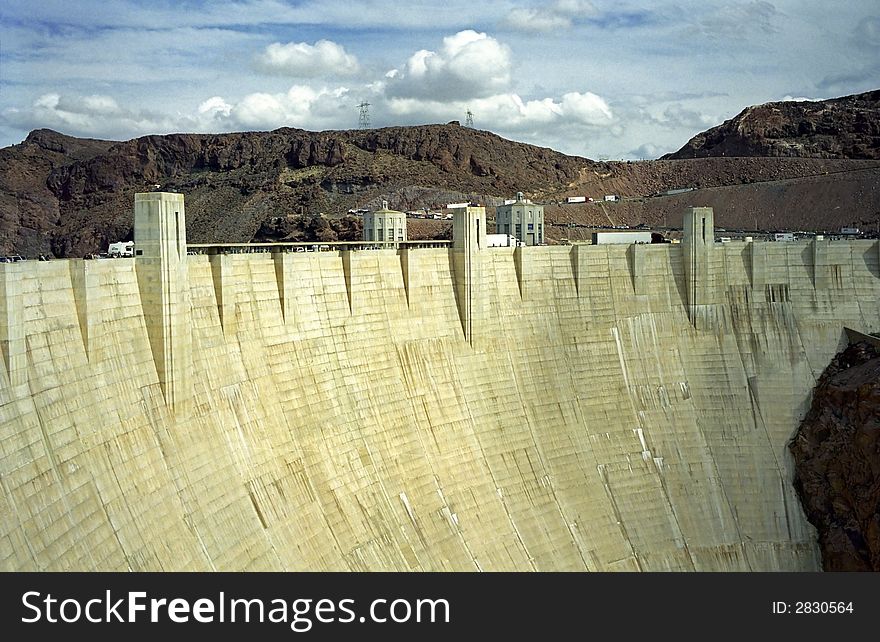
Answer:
[{"xmin": 0, "ymin": 0, "xmax": 877, "ymax": 159}]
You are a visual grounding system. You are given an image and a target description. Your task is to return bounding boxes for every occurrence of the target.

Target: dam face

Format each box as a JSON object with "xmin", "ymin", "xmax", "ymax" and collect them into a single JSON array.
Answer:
[{"xmin": 2, "ymin": 195, "xmax": 879, "ymax": 572}]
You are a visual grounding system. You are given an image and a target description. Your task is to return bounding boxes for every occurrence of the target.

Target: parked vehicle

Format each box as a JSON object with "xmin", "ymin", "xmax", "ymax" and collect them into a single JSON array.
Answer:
[{"xmin": 108, "ymin": 241, "xmax": 134, "ymax": 257}]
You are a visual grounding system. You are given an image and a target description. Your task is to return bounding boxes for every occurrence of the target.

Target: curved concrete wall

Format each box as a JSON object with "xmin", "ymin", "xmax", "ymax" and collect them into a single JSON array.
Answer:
[{"xmin": 2, "ymin": 233, "xmax": 879, "ymax": 570}]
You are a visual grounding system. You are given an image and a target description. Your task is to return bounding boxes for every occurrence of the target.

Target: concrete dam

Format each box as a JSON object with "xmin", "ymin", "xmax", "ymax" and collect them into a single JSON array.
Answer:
[{"xmin": 2, "ymin": 192, "xmax": 879, "ymax": 572}]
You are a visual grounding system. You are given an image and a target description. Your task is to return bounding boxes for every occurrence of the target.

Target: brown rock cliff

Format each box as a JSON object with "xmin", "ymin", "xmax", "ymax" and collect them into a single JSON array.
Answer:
[{"xmin": 790, "ymin": 341, "xmax": 880, "ymax": 571}]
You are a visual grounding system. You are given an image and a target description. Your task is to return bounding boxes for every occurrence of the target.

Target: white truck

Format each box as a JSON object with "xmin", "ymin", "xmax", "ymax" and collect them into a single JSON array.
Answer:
[
  {"xmin": 485, "ymin": 234, "xmax": 523, "ymax": 247},
  {"xmin": 592, "ymin": 231, "xmax": 652, "ymax": 245},
  {"xmin": 108, "ymin": 241, "xmax": 134, "ymax": 257}
]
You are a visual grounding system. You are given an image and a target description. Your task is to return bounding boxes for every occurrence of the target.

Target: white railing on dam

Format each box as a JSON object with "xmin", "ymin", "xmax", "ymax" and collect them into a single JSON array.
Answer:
[{"xmin": 186, "ymin": 240, "xmax": 452, "ymax": 254}]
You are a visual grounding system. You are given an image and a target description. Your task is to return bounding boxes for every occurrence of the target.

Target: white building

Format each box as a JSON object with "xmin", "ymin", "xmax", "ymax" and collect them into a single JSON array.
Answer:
[
  {"xmin": 485, "ymin": 234, "xmax": 522, "ymax": 247},
  {"xmin": 591, "ymin": 230, "xmax": 652, "ymax": 244},
  {"xmin": 495, "ymin": 192, "xmax": 544, "ymax": 245},
  {"xmin": 363, "ymin": 201, "xmax": 407, "ymax": 243}
]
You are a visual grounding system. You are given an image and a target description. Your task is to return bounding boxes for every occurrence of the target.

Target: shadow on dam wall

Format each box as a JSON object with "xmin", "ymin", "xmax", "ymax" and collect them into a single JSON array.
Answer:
[{"xmin": 1, "ymin": 193, "xmax": 880, "ymax": 571}]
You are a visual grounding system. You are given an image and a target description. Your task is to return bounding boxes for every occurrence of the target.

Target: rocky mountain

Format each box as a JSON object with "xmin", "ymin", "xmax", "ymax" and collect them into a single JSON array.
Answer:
[
  {"xmin": 1, "ymin": 89, "xmax": 879, "ymax": 257},
  {"xmin": 790, "ymin": 340, "xmax": 880, "ymax": 571},
  {"xmin": 664, "ymin": 90, "xmax": 880, "ymax": 159},
  {"xmin": 0, "ymin": 124, "xmax": 588, "ymax": 257},
  {"xmin": 0, "ymin": 129, "xmax": 114, "ymax": 257}
]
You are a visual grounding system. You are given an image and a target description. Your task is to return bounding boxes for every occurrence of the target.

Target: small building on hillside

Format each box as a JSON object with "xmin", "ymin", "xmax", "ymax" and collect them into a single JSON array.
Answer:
[
  {"xmin": 363, "ymin": 201, "xmax": 407, "ymax": 243},
  {"xmin": 495, "ymin": 192, "xmax": 544, "ymax": 245}
]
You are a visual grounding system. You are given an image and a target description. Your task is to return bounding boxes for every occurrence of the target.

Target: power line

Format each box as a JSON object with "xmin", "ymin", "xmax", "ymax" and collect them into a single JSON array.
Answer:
[
  {"xmin": 465, "ymin": 109, "xmax": 474, "ymax": 128},
  {"xmin": 358, "ymin": 101, "xmax": 371, "ymax": 129}
]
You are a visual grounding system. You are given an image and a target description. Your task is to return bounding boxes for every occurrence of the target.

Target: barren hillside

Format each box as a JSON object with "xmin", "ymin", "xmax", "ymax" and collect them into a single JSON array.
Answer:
[
  {"xmin": 664, "ymin": 90, "xmax": 880, "ymax": 160},
  {"xmin": 1, "ymin": 88, "xmax": 879, "ymax": 257}
]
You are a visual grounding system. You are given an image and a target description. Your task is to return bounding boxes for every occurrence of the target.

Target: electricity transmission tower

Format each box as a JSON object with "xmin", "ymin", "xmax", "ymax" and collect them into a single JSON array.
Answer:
[
  {"xmin": 358, "ymin": 101, "xmax": 371, "ymax": 129},
  {"xmin": 465, "ymin": 109, "xmax": 474, "ymax": 128}
]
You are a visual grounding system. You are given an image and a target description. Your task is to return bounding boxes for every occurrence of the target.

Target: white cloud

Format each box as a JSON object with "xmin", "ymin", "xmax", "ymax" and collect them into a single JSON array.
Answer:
[
  {"xmin": 560, "ymin": 92, "xmax": 613, "ymax": 124},
  {"xmin": 4, "ymin": 92, "xmax": 179, "ymax": 140},
  {"xmin": 3, "ymin": 85, "xmax": 354, "ymax": 141},
  {"xmin": 659, "ymin": 103, "xmax": 718, "ymax": 130},
  {"xmin": 77, "ymin": 95, "xmax": 121, "ymax": 115},
  {"xmin": 386, "ymin": 30, "xmax": 512, "ymax": 100},
  {"xmin": 502, "ymin": 0, "xmax": 597, "ymax": 33},
  {"xmin": 231, "ymin": 93, "xmax": 289, "ymax": 128},
  {"xmin": 504, "ymin": 9, "xmax": 571, "ymax": 33},
  {"xmin": 381, "ymin": 87, "xmax": 614, "ymax": 159},
  {"xmin": 198, "ymin": 96, "xmax": 233, "ymax": 119},
  {"xmin": 226, "ymin": 86, "xmax": 353, "ymax": 130},
  {"xmin": 380, "ymin": 32, "xmax": 614, "ymax": 134},
  {"xmin": 386, "ymin": 90, "xmax": 612, "ymax": 136},
  {"xmin": 255, "ymin": 40, "xmax": 360, "ymax": 77}
]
